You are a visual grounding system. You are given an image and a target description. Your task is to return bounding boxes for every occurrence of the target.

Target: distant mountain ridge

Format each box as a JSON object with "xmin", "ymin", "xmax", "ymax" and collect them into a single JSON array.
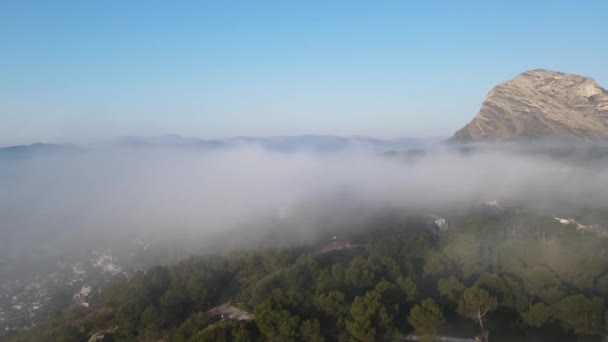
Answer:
[
  {"xmin": 0, "ymin": 143, "xmax": 80, "ymax": 159},
  {"xmin": 0, "ymin": 135, "xmax": 439, "ymax": 157},
  {"xmin": 106, "ymin": 134, "xmax": 438, "ymax": 153},
  {"xmin": 449, "ymin": 69, "xmax": 608, "ymax": 142}
]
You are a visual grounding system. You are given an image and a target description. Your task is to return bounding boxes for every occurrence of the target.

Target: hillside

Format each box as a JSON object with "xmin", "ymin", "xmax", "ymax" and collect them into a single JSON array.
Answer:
[{"xmin": 12, "ymin": 208, "xmax": 608, "ymax": 341}]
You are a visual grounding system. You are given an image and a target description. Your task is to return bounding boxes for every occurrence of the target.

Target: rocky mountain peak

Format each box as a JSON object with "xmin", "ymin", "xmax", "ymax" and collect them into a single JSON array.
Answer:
[{"xmin": 450, "ymin": 69, "xmax": 608, "ymax": 142}]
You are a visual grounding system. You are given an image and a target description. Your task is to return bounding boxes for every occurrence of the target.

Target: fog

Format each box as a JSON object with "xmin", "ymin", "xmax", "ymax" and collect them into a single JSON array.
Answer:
[{"xmin": 2, "ymin": 144, "xmax": 608, "ymax": 255}]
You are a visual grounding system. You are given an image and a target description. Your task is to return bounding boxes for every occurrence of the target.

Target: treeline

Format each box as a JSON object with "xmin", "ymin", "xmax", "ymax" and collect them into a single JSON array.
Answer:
[{"xmin": 14, "ymin": 209, "xmax": 608, "ymax": 341}]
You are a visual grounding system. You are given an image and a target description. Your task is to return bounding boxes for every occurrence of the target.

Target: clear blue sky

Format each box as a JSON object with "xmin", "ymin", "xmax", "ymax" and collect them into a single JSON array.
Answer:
[{"xmin": 1, "ymin": 1, "xmax": 607, "ymax": 145}]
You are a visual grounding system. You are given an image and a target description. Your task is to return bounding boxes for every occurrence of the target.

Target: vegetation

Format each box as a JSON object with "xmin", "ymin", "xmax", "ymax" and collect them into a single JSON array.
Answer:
[
  {"xmin": 407, "ymin": 299, "xmax": 444, "ymax": 337},
  {"xmin": 13, "ymin": 208, "xmax": 608, "ymax": 341}
]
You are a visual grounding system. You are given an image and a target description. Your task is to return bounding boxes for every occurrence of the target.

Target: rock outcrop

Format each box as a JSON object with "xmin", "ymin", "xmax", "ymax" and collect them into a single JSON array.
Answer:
[{"xmin": 450, "ymin": 69, "xmax": 608, "ymax": 142}]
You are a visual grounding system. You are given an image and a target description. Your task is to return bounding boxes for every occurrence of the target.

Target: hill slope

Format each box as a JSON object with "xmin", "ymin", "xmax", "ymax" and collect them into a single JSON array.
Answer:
[{"xmin": 450, "ymin": 69, "xmax": 608, "ymax": 142}]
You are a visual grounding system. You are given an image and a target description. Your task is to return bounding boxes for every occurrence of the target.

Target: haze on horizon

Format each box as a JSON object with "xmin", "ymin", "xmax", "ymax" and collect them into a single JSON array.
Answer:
[{"xmin": 1, "ymin": 1, "xmax": 608, "ymax": 146}]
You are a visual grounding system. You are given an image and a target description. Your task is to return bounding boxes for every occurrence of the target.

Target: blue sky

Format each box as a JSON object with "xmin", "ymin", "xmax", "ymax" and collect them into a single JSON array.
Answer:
[{"xmin": 1, "ymin": 1, "xmax": 607, "ymax": 145}]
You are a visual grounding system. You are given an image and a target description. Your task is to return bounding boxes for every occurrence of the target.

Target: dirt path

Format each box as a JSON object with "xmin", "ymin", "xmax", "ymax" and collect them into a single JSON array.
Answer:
[{"xmin": 208, "ymin": 302, "xmax": 254, "ymax": 321}]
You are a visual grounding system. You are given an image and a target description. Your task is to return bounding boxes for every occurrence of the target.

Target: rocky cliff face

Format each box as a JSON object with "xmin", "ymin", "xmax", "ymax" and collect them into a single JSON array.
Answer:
[{"xmin": 450, "ymin": 69, "xmax": 608, "ymax": 142}]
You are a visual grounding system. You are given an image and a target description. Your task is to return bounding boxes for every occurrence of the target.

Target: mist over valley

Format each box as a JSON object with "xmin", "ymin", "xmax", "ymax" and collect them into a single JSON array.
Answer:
[{"xmin": 3, "ymin": 2, "xmax": 608, "ymax": 339}]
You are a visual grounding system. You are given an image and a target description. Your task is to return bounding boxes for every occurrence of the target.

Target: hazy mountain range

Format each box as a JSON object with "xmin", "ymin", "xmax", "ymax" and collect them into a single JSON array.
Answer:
[{"xmin": 0, "ymin": 135, "xmax": 440, "ymax": 158}]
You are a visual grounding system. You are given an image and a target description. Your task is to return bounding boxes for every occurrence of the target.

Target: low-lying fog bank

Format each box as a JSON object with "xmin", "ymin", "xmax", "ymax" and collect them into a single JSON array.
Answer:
[{"xmin": 2, "ymin": 143, "xmax": 608, "ymax": 253}]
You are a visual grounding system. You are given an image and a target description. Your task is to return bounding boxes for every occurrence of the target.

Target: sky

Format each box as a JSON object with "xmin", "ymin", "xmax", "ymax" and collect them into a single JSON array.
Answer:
[{"xmin": 1, "ymin": 1, "xmax": 607, "ymax": 146}]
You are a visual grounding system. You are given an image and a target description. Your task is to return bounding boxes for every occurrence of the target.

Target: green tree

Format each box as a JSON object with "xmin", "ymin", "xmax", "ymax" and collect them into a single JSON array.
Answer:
[
  {"xmin": 315, "ymin": 291, "xmax": 346, "ymax": 318},
  {"xmin": 300, "ymin": 319, "xmax": 324, "ymax": 342},
  {"xmin": 476, "ymin": 273, "xmax": 526, "ymax": 311},
  {"xmin": 443, "ymin": 233, "xmax": 482, "ymax": 278},
  {"xmin": 522, "ymin": 265, "xmax": 562, "ymax": 304},
  {"xmin": 552, "ymin": 295, "xmax": 604, "ymax": 336},
  {"xmin": 159, "ymin": 285, "xmax": 190, "ymax": 327},
  {"xmin": 172, "ymin": 312, "xmax": 219, "ymax": 341},
  {"xmin": 193, "ymin": 323, "xmax": 230, "ymax": 342},
  {"xmin": 423, "ymin": 251, "xmax": 449, "ymax": 277},
  {"xmin": 396, "ymin": 276, "xmax": 417, "ymax": 303},
  {"xmin": 345, "ymin": 289, "xmax": 393, "ymax": 341},
  {"xmin": 521, "ymin": 302, "xmax": 551, "ymax": 328},
  {"xmin": 437, "ymin": 276, "xmax": 464, "ymax": 305},
  {"xmin": 407, "ymin": 298, "xmax": 445, "ymax": 336},
  {"xmin": 254, "ymin": 302, "xmax": 300, "ymax": 342},
  {"xmin": 143, "ymin": 266, "xmax": 171, "ymax": 304},
  {"xmin": 595, "ymin": 273, "xmax": 608, "ymax": 295},
  {"xmin": 186, "ymin": 271, "xmax": 209, "ymax": 308},
  {"xmin": 139, "ymin": 305, "xmax": 160, "ymax": 332},
  {"xmin": 231, "ymin": 322, "xmax": 255, "ymax": 342},
  {"xmin": 343, "ymin": 256, "xmax": 376, "ymax": 292},
  {"xmin": 457, "ymin": 286, "xmax": 498, "ymax": 329}
]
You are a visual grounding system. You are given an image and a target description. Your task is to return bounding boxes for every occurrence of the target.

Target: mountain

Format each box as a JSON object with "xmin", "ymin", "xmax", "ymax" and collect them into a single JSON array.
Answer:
[
  {"xmin": 0, "ymin": 143, "xmax": 79, "ymax": 159},
  {"xmin": 449, "ymin": 69, "xmax": 608, "ymax": 142},
  {"xmin": 102, "ymin": 134, "xmax": 437, "ymax": 153},
  {"xmin": 109, "ymin": 134, "xmax": 228, "ymax": 150},
  {"xmin": 0, "ymin": 135, "xmax": 438, "ymax": 158},
  {"xmin": 226, "ymin": 135, "xmax": 435, "ymax": 153}
]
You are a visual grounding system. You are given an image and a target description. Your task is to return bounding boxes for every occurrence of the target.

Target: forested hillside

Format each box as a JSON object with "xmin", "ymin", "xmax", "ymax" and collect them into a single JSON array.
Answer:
[{"xmin": 14, "ymin": 207, "xmax": 608, "ymax": 341}]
